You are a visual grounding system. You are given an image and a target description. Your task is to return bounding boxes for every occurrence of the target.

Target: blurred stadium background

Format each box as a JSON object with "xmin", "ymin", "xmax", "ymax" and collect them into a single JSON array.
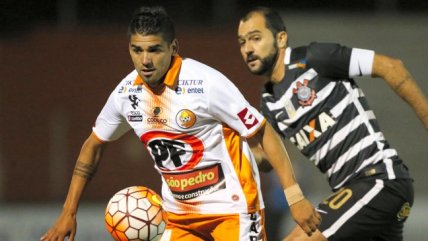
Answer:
[{"xmin": 1, "ymin": 0, "xmax": 427, "ymax": 240}]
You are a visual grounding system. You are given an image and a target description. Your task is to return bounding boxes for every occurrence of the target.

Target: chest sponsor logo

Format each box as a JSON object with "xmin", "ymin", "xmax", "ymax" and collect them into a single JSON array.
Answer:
[
  {"xmin": 176, "ymin": 79, "xmax": 204, "ymax": 95},
  {"xmin": 293, "ymin": 79, "xmax": 317, "ymax": 107},
  {"xmin": 175, "ymin": 86, "xmax": 205, "ymax": 95},
  {"xmin": 118, "ymin": 86, "xmax": 127, "ymax": 93},
  {"xmin": 117, "ymin": 80, "xmax": 133, "ymax": 93},
  {"xmin": 237, "ymin": 107, "xmax": 259, "ymax": 129},
  {"xmin": 128, "ymin": 95, "xmax": 140, "ymax": 109},
  {"xmin": 161, "ymin": 163, "xmax": 225, "ymax": 200},
  {"xmin": 178, "ymin": 79, "xmax": 203, "ymax": 85},
  {"xmin": 176, "ymin": 109, "xmax": 196, "ymax": 129},
  {"xmin": 289, "ymin": 111, "xmax": 336, "ymax": 150},
  {"xmin": 119, "ymin": 85, "xmax": 142, "ymax": 94},
  {"xmin": 141, "ymin": 131, "xmax": 204, "ymax": 171},
  {"xmin": 147, "ymin": 106, "xmax": 167, "ymax": 124},
  {"xmin": 127, "ymin": 111, "xmax": 143, "ymax": 122},
  {"xmin": 128, "ymin": 86, "xmax": 143, "ymax": 93}
]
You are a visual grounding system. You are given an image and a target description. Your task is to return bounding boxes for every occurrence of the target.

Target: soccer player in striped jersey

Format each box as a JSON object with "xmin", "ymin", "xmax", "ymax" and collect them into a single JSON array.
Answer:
[
  {"xmin": 238, "ymin": 6, "xmax": 428, "ymax": 241},
  {"xmin": 40, "ymin": 6, "xmax": 321, "ymax": 241}
]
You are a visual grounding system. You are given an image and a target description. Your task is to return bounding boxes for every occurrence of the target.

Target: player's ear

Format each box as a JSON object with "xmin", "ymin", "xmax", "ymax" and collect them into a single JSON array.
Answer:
[
  {"xmin": 171, "ymin": 39, "xmax": 179, "ymax": 56},
  {"xmin": 276, "ymin": 31, "xmax": 287, "ymax": 49}
]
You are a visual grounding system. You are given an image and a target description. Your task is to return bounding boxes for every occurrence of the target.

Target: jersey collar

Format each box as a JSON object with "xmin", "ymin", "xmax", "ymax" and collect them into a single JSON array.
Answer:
[{"xmin": 133, "ymin": 55, "xmax": 182, "ymax": 88}]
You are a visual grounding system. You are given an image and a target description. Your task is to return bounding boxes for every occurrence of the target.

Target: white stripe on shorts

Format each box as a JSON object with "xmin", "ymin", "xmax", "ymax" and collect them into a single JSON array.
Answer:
[
  {"xmin": 239, "ymin": 210, "xmax": 265, "ymax": 241},
  {"xmin": 322, "ymin": 179, "xmax": 384, "ymax": 238}
]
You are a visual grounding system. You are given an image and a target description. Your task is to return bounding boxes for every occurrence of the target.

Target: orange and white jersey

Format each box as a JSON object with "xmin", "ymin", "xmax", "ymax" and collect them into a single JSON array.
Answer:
[{"xmin": 93, "ymin": 56, "xmax": 266, "ymax": 215}]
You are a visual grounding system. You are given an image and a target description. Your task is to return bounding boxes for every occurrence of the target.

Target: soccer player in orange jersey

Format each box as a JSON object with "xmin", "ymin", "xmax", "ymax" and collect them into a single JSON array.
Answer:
[{"xmin": 40, "ymin": 6, "xmax": 320, "ymax": 241}]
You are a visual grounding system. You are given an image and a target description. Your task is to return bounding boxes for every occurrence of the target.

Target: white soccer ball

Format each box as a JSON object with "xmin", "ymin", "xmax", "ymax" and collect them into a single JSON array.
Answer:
[{"xmin": 105, "ymin": 186, "xmax": 166, "ymax": 241}]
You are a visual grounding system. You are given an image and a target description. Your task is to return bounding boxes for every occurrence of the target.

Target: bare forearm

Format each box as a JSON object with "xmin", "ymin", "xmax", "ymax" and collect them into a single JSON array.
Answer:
[
  {"xmin": 373, "ymin": 54, "xmax": 428, "ymax": 129},
  {"xmin": 63, "ymin": 133, "xmax": 104, "ymax": 212},
  {"xmin": 393, "ymin": 75, "xmax": 428, "ymax": 129}
]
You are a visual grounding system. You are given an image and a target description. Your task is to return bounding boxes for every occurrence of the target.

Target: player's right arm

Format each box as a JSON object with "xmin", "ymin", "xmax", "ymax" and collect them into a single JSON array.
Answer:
[{"xmin": 40, "ymin": 132, "xmax": 106, "ymax": 241}]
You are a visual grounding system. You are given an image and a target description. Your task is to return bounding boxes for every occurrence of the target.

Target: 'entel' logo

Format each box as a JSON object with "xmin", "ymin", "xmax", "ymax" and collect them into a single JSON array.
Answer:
[{"xmin": 237, "ymin": 107, "xmax": 259, "ymax": 129}]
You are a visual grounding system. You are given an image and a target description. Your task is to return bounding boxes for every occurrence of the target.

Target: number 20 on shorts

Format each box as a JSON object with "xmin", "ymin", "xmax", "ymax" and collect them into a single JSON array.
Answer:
[{"xmin": 322, "ymin": 188, "xmax": 353, "ymax": 210}]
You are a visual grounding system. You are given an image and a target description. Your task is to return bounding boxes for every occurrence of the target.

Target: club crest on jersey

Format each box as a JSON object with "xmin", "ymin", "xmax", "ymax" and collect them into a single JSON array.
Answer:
[
  {"xmin": 147, "ymin": 106, "xmax": 168, "ymax": 124},
  {"xmin": 153, "ymin": 107, "xmax": 162, "ymax": 116},
  {"xmin": 176, "ymin": 109, "xmax": 197, "ymax": 129},
  {"xmin": 293, "ymin": 79, "xmax": 317, "ymax": 107},
  {"xmin": 237, "ymin": 108, "xmax": 259, "ymax": 129}
]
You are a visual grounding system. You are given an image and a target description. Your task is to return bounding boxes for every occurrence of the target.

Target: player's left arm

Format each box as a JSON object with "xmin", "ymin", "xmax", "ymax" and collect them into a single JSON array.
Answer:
[{"xmin": 372, "ymin": 54, "xmax": 428, "ymax": 130}]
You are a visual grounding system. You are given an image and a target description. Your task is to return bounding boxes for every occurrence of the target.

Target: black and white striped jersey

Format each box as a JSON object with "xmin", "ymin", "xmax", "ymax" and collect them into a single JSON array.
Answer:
[{"xmin": 261, "ymin": 42, "xmax": 411, "ymax": 190}]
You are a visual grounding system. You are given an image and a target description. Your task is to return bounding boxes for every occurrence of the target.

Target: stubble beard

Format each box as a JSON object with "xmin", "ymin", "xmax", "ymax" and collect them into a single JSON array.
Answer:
[{"xmin": 248, "ymin": 45, "xmax": 279, "ymax": 76}]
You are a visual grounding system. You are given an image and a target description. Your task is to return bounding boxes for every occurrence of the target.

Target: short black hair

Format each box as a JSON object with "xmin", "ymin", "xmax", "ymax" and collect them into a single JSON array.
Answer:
[
  {"xmin": 241, "ymin": 7, "xmax": 286, "ymax": 37},
  {"xmin": 128, "ymin": 6, "xmax": 176, "ymax": 43}
]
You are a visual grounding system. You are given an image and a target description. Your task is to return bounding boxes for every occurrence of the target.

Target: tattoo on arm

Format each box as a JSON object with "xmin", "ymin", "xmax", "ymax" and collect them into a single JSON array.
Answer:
[
  {"xmin": 73, "ymin": 161, "xmax": 98, "ymax": 180},
  {"xmin": 394, "ymin": 73, "xmax": 412, "ymax": 92}
]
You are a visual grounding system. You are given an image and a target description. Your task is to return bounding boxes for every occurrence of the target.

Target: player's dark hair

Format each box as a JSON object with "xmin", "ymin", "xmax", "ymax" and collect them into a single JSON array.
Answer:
[
  {"xmin": 128, "ymin": 6, "xmax": 175, "ymax": 44},
  {"xmin": 241, "ymin": 7, "xmax": 286, "ymax": 37}
]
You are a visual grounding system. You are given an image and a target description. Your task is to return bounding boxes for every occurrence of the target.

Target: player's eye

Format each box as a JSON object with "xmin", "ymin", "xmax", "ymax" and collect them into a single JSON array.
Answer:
[
  {"xmin": 132, "ymin": 47, "xmax": 142, "ymax": 54},
  {"xmin": 148, "ymin": 46, "xmax": 163, "ymax": 53},
  {"xmin": 250, "ymin": 35, "xmax": 261, "ymax": 42},
  {"xmin": 238, "ymin": 38, "xmax": 245, "ymax": 46}
]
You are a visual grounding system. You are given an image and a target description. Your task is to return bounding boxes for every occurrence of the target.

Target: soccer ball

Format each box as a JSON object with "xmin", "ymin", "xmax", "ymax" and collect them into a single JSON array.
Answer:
[{"xmin": 105, "ymin": 186, "xmax": 166, "ymax": 241}]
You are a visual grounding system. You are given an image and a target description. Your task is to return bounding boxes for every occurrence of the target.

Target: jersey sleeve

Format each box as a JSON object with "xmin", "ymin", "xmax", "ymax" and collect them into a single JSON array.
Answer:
[
  {"xmin": 306, "ymin": 42, "xmax": 352, "ymax": 79},
  {"xmin": 208, "ymin": 74, "xmax": 265, "ymax": 138},
  {"xmin": 306, "ymin": 42, "xmax": 374, "ymax": 78},
  {"xmin": 260, "ymin": 100, "xmax": 282, "ymax": 137},
  {"xmin": 92, "ymin": 91, "xmax": 131, "ymax": 142}
]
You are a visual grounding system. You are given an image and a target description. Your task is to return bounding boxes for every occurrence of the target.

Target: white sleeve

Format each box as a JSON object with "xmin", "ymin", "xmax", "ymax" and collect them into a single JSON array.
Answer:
[
  {"xmin": 92, "ymin": 91, "xmax": 131, "ymax": 142},
  {"xmin": 348, "ymin": 48, "xmax": 375, "ymax": 77},
  {"xmin": 208, "ymin": 74, "xmax": 265, "ymax": 138}
]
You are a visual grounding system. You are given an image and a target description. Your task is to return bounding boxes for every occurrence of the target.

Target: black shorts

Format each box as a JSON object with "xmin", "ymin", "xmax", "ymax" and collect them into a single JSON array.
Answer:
[{"xmin": 317, "ymin": 178, "xmax": 414, "ymax": 241}]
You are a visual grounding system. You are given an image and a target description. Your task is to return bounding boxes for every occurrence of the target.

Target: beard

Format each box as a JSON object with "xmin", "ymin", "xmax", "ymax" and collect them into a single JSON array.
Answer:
[{"xmin": 247, "ymin": 45, "xmax": 279, "ymax": 76}]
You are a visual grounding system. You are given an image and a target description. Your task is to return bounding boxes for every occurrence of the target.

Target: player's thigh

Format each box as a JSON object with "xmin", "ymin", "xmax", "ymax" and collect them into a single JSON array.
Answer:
[
  {"xmin": 316, "ymin": 179, "xmax": 413, "ymax": 241},
  {"xmin": 283, "ymin": 227, "xmax": 327, "ymax": 241},
  {"xmin": 160, "ymin": 228, "xmax": 205, "ymax": 241},
  {"xmin": 161, "ymin": 212, "xmax": 215, "ymax": 241},
  {"xmin": 211, "ymin": 210, "xmax": 266, "ymax": 241},
  {"xmin": 162, "ymin": 210, "xmax": 266, "ymax": 241}
]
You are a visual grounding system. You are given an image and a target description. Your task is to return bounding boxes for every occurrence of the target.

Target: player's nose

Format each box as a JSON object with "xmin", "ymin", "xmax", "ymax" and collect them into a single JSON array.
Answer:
[{"xmin": 141, "ymin": 52, "xmax": 152, "ymax": 66}]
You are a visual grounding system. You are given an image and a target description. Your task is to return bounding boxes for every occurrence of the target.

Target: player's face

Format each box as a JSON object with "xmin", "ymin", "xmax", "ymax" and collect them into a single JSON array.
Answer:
[
  {"xmin": 129, "ymin": 33, "xmax": 178, "ymax": 88},
  {"xmin": 238, "ymin": 13, "xmax": 278, "ymax": 76}
]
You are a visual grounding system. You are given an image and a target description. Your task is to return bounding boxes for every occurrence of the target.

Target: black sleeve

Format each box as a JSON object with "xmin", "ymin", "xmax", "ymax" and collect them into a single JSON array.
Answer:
[
  {"xmin": 306, "ymin": 42, "xmax": 352, "ymax": 79},
  {"xmin": 260, "ymin": 100, "xmax": 283, "ymax": 138}
]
